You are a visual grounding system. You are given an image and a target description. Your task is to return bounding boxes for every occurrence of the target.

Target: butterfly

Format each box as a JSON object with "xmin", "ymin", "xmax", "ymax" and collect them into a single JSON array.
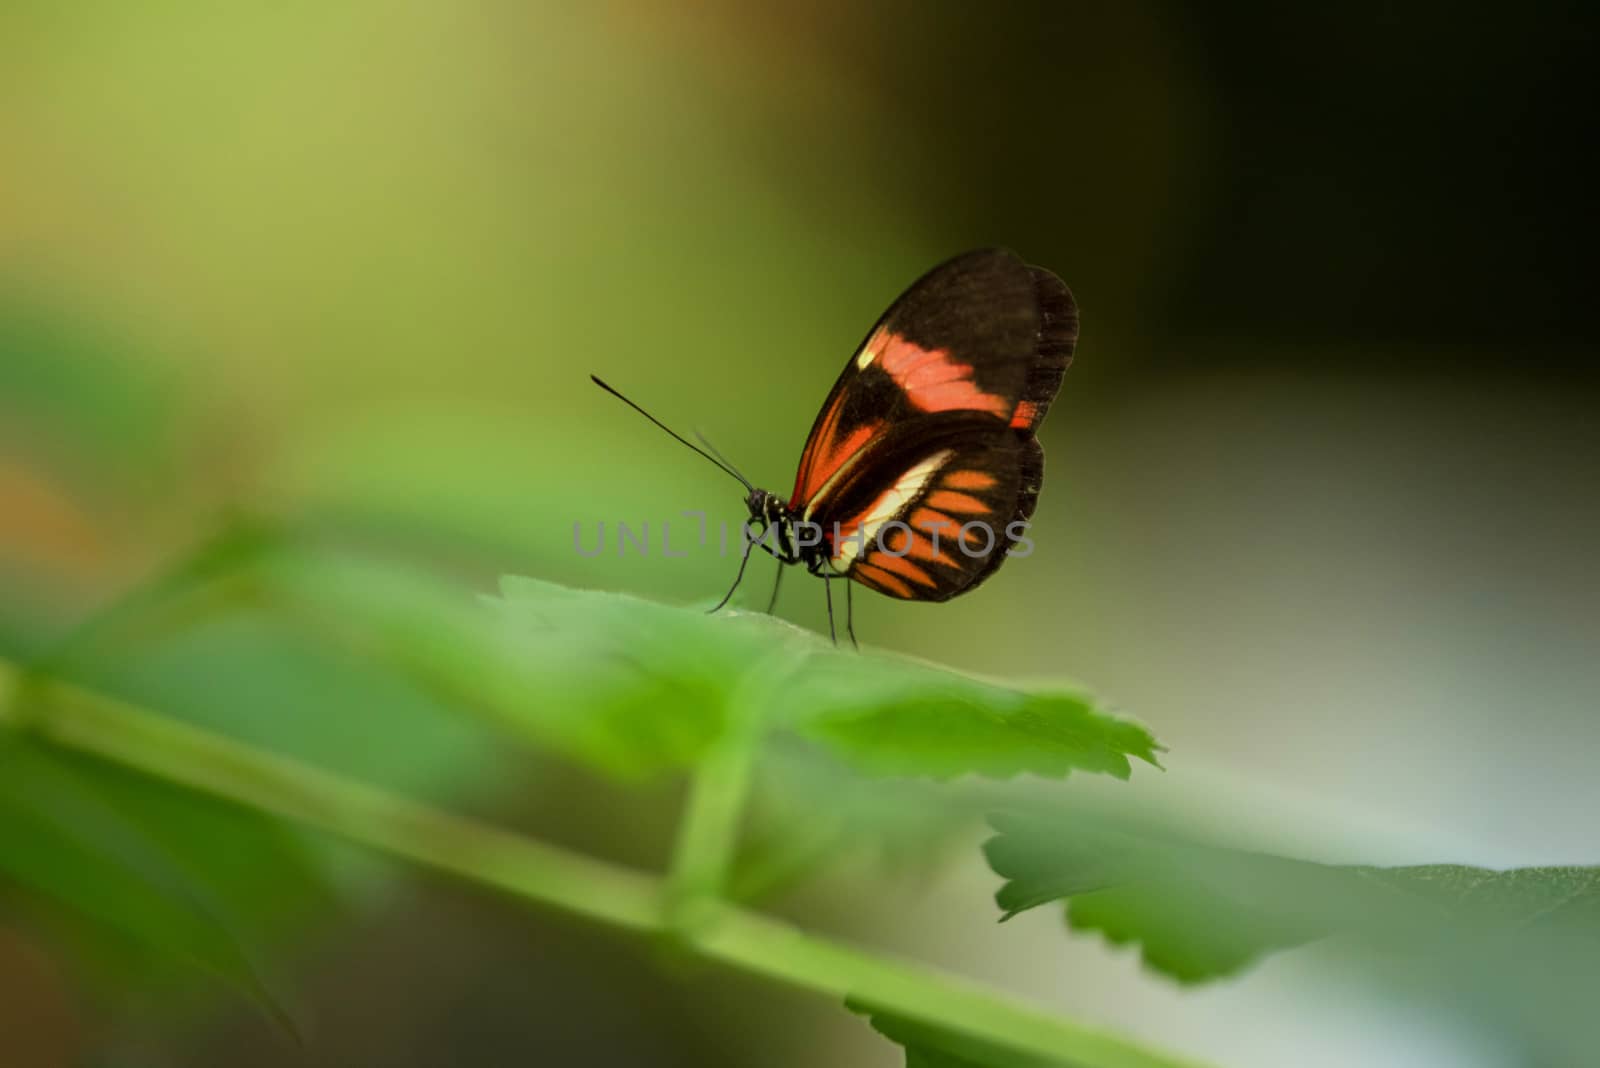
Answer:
[{"xmin": 593, "ymin": 248, "xmax": 1077, "ymax": 646}]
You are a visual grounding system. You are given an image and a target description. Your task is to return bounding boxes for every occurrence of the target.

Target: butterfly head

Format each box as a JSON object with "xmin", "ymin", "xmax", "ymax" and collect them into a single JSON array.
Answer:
[{"xmin": 745, "ymin": 488, "xmax": 788, "ymax": 526}]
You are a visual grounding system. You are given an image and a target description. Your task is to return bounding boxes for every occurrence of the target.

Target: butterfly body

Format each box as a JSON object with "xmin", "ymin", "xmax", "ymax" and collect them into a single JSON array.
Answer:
[{"xmin": 594, "ymin": 248, "xmax": 1076, "ymax": 644}]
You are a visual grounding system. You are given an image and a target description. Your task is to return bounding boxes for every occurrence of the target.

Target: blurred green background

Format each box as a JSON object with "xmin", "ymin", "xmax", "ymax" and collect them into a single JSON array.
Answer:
[{"xmin": 2, "ymin": 2, "xmax": 1596, "ymax": 1066}]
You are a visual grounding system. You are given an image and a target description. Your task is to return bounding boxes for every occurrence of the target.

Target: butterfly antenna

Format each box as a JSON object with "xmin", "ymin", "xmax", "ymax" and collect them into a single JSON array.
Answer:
[
  {"xmin": 590, "ymin": 375, "xmax": 753, "ymax": 491},
  {"xmin": 692, "ymin": 428, "xmax": 755, "ymax": 489}
]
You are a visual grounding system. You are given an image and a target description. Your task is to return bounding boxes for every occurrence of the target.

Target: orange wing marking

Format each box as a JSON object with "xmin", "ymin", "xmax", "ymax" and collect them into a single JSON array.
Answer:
[
  {"xmin": 868, "ymin": 327, "xmax": 1009, "ymax": 417},
  {"xmin": 942, "ymin": 470, "xmax": 997, "ymax": 491},
  {"xmin": 868, "ymin": 550, "xmax": 937, "ymax": 588},
  {"xmin": 910, "ymin": 506, "xmax": 955, "ymax": 532},
  {"xmin": 853, "ymin": 561, "xmax": 914, "ymax": 598},
  {"xmin": 792, "ymin": 382, "xmax": 880, "ymax": 511},
  {"xmin": 908, "ymin": 537, "xmax": 960, "ymax": 568},
  {"xmin": 924, "ymin": 490, "xmax": 989, "ymax": 514},
  {"xmin": 906, "ymin": 507, "xmax": 970, "ymax": 564},
  {"xmin": 886, "ymin": 525, "xmax": 960, "ymax": 568},
  {"xmin": 912, "ymin": 507, "xmax": 989, "ymax": 551},
  {"xmin": 1010, "ymin": 400, "xmax": 1040, "ymax": 429},
  {"xmin": 830, "ymin": 449, "xmax": 953, "ymax": 568},
  {"xmin": 806, "ymin": 424, "xmax": 875, "ymax": 498}
]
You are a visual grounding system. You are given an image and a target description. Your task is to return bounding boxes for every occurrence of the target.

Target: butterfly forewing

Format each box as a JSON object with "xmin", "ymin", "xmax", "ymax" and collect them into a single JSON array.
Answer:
[
  {"xmin": 789, "ymin": 250, "xmax": 1064, "ymax": 508},
  {"xmin": 789, "ymin": 249, "xmax": 1076, "ymax": 601}
]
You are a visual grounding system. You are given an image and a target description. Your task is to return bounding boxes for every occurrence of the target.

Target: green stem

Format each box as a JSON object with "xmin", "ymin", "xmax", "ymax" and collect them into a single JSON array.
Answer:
[
  {"xmin": 666, "ymin": 719, "xmax": 756, "ymax": 929},
  {"xmin": 6, "ymin": 664, "xmax": 1211, "ymax": 1068}
]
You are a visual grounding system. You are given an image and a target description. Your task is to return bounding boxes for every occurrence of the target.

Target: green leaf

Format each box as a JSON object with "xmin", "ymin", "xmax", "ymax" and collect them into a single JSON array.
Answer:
[
  {"xmin": 984, "ymin": 811, "xmax": 1600, "ymax": 984},
  {"xmin": 248, "ymin": 557, "xmax": 748, "ymax": 778},
  {"xmin": 1346, "ymin": 863, "xmax": 1600, "ymax": 928},
  {"xmin": 0, "ymin": 736, "xmax": 311, "ymax": 1036},
  {"xmin": 785, "ymin": 655, "xmax": 1161, "ymax": 780},
  {"xmin": 855, "ymin": 1005, "xmax": 1077, "ymax": 1068},
  {"xmin": 246, "ymin": 560, "xmax": 1163, "ymax": 785},
  {"xmin": 0, "ymin": 288, "xmax": 182, "ymax": 489},
  {"xmin": 489, "ymin": 574, "xmax": 1163, "ymax": 783},
  {"xmin": 733, "ymin": 749, "xmax": 986, "ymax": 902},
  {"xmin": 489, "ymin": 574, "xmax": 783, "ymax": 775},
  {"xmin": 38, "ymin": 536, "xmax": 523, "ymax": 804}
]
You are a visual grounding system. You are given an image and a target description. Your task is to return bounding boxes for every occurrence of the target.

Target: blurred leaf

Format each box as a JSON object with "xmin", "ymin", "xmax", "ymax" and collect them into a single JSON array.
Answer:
[
  {"xmin": 855, "ymin": 1005, "xmax": 1073, "ymax": 1068},
  {"xmin": 0, "ymin": 540, "xmax": 510, "ymax": 1013},
  {"xmin": 0, "ymin": 736, "xmax": 312, "ymax": 1035},
  {"xmin": 83, "ymin": 609, "xmax": 505, "ymax": 800},
  {"xmin": 735, "ymin": 765, "xmax": 950, "ymax": 902},
  {"xmin": 47, "ymin": 538, "xmax": 510, "ymax": 802},
  {"xmin": 0, "ymin": 289, "xmax": 180, "ymax": 487},
  {"xmin": 1349, "ymin": 863, "xmax": 1600, "ymax": 925},
  {"xmin": 983, "ymin": 811, "xmax": 1600, "ymax": 984},
  {"xmin": 247, "ymin": 553, "xmax": 720, "ymax": 780},
  {"xmin": 734, "ymin": 744, "xmax": 1011, "ymax": 903},
  {"xmin": 36, "ymin": 516, "xmax": 282, "ymax": 673},
  {"xmin": 245, "ymin": 560, "xmax": 1163, "ymax": 786}
]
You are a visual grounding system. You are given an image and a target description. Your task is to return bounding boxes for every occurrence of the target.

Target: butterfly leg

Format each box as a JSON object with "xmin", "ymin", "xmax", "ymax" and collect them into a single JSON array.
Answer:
[
  {"xmin": 822, "ymin": 570, "xmax": 837, "ymax": 645},
  {"xmin": 709, "ymin": 522, "xmax": 760, "ymax": 613},
  {"xmin": 844, "ymin": 577, "xmax": 857, "ymax": 650},
  {"xmin": 765, "ymin": 558, "xmax": 784, "ymax": 613}
]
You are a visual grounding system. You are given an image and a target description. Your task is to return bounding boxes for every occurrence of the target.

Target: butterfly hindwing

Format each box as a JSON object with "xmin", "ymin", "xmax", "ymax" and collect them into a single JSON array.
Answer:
[
  {"xmin": 819, "ymin": 424, "xmax": 1038, "ymax": 601},
  {"xmin": 788, "ymin": 249, "xmax": 1075, "ymax": 599}
]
